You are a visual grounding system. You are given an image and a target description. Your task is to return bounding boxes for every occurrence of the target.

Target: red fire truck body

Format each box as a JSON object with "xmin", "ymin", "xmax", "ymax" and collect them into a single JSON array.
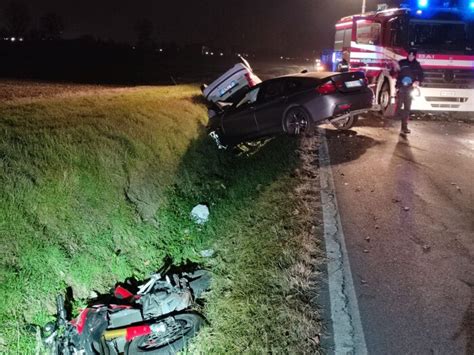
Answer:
[{"xmin": 333, "ymin": 4, "xmax": 474, "ymax": 113}]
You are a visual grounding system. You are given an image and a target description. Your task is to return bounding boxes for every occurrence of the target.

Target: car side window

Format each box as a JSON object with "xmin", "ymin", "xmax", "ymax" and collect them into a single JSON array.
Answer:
[
  {"xmin": 285, "ymin": 79, "xmax": 303, "ymax": 95},
  {"xmin": 258, "ymin": 80, "xmax": 286, "ymax": 102}
]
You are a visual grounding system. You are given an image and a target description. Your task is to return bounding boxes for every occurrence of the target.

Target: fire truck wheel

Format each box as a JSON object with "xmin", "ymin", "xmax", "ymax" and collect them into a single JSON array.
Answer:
[{"xmin": 379, "ymin": 82, "xmax": 391, "ymax": 116}]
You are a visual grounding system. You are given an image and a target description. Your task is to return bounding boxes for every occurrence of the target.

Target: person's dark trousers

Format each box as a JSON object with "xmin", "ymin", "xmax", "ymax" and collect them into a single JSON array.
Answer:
[{"xmin": 396, "ymin": 87, "xmax": 413, "ymax": 130}]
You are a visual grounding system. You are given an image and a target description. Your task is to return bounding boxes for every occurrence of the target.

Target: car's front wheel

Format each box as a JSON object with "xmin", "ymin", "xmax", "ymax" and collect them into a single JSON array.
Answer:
[{"xmin": 283, "ymin": 107, "xmax": 310, "ymax": 135}]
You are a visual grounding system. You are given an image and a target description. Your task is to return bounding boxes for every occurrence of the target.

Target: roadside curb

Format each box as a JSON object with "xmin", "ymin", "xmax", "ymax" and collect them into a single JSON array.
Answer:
[{"xmin": 318, "ymin": 128, "xmax": 368, "ymax": 355}]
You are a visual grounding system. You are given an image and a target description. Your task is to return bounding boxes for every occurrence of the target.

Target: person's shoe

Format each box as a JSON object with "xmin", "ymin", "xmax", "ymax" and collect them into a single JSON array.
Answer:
[{"xmin": 401, "ymin": 127, "xmax": 411, "ymax": 134}]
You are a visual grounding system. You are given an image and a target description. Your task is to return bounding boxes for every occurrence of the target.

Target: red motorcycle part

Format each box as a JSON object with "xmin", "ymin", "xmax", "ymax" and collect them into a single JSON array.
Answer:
[
  {"xmin": 125, "ymin": 325, "xmax": 151, "ymax": 342},
  {"xmin": 70, "ymin": 308, "xmax": 89, "ymax": 334},
  {"xmin": 114, "ymin": 285, "xmax": 134, "ymax": 300}
]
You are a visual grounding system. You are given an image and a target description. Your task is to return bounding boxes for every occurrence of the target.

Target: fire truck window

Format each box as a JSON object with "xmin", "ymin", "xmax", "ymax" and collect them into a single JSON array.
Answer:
[
  {"xmin": 389, "ymin": 18, "xmax": 401, "ymax": 46},
  {"xmin": 344, "ymin": 29, "xmax": 352, "ymax": 47},
  {"xmin": 335, "ymin": 30, "xmax": 344, "ymax": 51},
  {"xmin": 409, "ymin": 21, "xmax": 469, "ymax": 52},
  {"xmin": 356, "ymin": 23, "xmax": 381, "ymax": 45}
]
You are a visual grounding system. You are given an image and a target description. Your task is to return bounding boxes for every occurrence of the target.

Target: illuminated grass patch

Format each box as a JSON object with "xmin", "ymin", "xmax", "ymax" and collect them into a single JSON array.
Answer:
[{"xmin": 0, "ymin": 85, "xmax": 322, "ymax": 353}]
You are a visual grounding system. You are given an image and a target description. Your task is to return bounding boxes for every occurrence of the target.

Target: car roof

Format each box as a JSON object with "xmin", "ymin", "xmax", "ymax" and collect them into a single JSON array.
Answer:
[{"xmin": 278, "ymin": 71, "xmax": 339, "ymax": 80}]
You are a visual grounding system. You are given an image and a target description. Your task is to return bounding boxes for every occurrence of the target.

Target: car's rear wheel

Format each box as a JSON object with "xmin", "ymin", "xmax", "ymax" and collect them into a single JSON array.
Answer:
[
  {"xmin": 283, "ymin": 107, "xmax": 310, "ymax": 135},
  {"xmin": 331, "ymin": 114, "xmax": 359, "ymax": 130}
]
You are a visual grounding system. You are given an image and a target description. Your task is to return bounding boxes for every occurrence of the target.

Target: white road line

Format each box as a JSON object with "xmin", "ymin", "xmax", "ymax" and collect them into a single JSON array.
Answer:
[{"xmin": 318, "ymin": 128, "xmax": 368, "ymax": 355}]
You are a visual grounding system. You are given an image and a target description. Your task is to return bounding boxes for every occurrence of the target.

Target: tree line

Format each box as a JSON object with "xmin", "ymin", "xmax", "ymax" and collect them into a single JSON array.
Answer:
[
  {"xmin": 1, "ymin": 0, "xmax": 157, "ymax": 46},
  {"xmin": 1, "ymin": 1, "xmax": 64, "ymax": 40}
]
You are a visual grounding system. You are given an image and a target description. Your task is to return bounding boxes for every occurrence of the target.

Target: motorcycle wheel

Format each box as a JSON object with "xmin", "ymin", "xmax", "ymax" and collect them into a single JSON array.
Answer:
[{"xmin": 125, "ymin": 313, "xmax": 204, "ymax": 354}]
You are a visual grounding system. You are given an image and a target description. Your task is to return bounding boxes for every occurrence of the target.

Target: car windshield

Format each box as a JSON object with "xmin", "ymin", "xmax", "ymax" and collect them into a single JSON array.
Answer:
[{"xmin": 409, "ymin": 20, "xmax": 473, "ymax": 52}]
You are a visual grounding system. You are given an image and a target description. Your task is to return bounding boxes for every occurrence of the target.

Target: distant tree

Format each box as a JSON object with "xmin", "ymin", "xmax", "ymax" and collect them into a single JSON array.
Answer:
[
  {"xmin": 39, "ymin": 12, "xmax": 64, "ymax": 40},
  {"xmin": 3, "ymin": 0, "xmax": 30, "ymax": 38},
  {"xmin": 133, "ymin": 18, "xmax": 154, "ymax": 48}
]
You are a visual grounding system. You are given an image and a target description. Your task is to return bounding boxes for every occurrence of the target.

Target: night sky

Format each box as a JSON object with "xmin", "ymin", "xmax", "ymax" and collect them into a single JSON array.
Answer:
[{"xmin": 15, "ymin": 0, "xmax": 400, "ymax": 54}]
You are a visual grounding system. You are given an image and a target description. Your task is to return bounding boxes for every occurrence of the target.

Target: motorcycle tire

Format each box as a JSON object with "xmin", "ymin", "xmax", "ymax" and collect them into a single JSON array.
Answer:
[{"xmin": 124, "ymin": 313, "xmax": 204, "ymax": 355}]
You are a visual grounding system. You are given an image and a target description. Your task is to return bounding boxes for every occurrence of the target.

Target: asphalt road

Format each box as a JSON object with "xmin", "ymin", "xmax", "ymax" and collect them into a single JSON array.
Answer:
[{"xmin": 323, "ymin": 114, "xmax": 474, "ymax": 354}]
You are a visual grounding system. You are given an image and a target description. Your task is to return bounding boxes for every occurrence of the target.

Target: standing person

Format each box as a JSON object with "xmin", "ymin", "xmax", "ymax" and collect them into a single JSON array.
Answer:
[
  {"xmin": 394, "ymin": 49, "xmax": 424, "ymax": 134},
  {"xmin": 337, "ymin": 50, "xmax": 350, "ymax": 72}
]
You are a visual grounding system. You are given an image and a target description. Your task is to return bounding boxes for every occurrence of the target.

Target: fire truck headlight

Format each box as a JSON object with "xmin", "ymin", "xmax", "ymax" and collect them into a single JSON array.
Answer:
[{"xmin": 411, "ymin": 87, "xmax": 421, "ymax": 99}]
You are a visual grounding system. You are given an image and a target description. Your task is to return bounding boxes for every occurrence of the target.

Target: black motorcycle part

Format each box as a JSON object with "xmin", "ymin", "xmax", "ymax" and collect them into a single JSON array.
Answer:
[
  {"xmin": 186, "ymin": 270, "xmax": 211, "ymax": 299},
  {"xmin": 66, "ymin": 308, "xmax": 108, "ymax": 355}
]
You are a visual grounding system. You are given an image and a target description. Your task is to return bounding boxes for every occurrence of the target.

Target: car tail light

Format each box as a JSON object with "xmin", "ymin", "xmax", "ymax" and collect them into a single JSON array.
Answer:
[
  {"xmin": 316, "ymin": 81, "xmax": 336, "ymax": 95},
  {"xmin": 245, "ymin": 72, "xmax": 259, "ymax": 87},
  {"xmin": 334, "ymin": 81, "xmax": 345, "ymax": 90}
]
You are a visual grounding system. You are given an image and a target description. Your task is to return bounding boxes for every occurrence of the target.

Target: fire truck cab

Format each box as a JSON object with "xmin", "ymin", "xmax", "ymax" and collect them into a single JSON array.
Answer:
[{"xmin": 333, "ymin": 1, "xmax": 474, "ymax": 114}]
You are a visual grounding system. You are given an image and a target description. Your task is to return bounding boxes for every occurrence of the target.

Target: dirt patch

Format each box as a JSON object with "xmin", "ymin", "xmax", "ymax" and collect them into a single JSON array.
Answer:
[{"xmin": 0, "ymin": 79, "xmax": 138, "ymax": 103}]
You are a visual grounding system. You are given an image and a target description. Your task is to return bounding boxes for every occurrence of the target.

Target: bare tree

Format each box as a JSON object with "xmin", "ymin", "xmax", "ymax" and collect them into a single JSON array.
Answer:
[
  {"xmin": 3, "ymin": 0, "xmax": 30, "ymax": 38},
  {"xmin": 39, "ymin": 12, "xmax": 64, "ymax": 40}
]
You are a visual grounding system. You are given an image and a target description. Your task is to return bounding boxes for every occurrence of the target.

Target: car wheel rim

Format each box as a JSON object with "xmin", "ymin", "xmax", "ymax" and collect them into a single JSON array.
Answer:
[{"xmin": 286, "ymin": 109, "xmax": 308, "ymax": 135}]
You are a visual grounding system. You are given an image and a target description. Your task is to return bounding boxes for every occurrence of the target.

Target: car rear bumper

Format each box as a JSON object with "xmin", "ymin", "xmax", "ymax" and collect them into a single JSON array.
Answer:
[{"xmin": 305, "ymin": 88, "xmax": 373, "ymax": 123}]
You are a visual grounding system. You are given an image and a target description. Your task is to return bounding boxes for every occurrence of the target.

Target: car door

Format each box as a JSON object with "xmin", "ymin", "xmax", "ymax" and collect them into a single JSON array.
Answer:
[
  {"xmin": 253, "ymin": 79, "xmax": 289, "ymax": 135},
  {"xmin": 222, "ymin": 86, "xmax": 260, "ymax": 140}
]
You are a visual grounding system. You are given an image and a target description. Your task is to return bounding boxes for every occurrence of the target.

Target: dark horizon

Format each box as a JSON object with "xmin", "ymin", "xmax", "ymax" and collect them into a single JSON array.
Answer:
[{"xmin": 2, "ymin": 0, "xmax": 401, "ymax": 56}]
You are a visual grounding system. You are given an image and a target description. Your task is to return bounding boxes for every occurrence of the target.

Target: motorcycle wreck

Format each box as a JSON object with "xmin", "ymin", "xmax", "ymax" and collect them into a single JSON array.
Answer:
[{"xmin": 40, "ymin": 267, "xmax": 211, "ymax": 354}]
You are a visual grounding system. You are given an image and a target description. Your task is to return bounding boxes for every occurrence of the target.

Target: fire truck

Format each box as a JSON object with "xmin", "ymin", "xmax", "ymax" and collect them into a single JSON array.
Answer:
[{"xmin": 332, "ymin": 0, "xmax": 474, "ymax": 114}]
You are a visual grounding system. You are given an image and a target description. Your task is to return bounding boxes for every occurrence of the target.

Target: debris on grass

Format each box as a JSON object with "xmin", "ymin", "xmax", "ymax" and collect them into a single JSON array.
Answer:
[
  {"xmin": 200, "ymin": 249, "xmax": 215, "ymax": 258},
  {"xmin": 191, "ymin": 204, "xmax": 210, "ymax": 224}
]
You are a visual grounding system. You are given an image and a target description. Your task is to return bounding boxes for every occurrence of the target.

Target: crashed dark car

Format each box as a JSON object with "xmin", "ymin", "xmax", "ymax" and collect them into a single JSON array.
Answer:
[{"xmin": 207, "ymin": 71, "xmax": 373, "ymax": 147}]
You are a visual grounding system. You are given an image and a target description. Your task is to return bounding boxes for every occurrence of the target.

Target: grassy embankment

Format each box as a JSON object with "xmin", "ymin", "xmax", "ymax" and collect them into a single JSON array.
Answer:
[{"xmin": 0, "ymin": 85, "xmax": 322, "ymax": 353}]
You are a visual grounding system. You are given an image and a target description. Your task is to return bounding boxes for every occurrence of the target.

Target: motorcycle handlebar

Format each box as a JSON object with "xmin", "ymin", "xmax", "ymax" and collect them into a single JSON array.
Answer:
[{"xmin": 56, "ymin": 295, "xmax": 67, "ymax": 326}]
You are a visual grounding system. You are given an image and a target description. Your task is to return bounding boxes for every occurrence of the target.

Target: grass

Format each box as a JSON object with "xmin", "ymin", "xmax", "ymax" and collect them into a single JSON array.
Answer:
[{"xmin": 0, "ymin": 85, "xmax": 322, "ymax": 354}]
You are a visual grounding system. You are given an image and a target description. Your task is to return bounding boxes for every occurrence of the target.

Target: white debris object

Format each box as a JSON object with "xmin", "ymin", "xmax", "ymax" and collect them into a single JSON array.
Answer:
[
  {"xmin": 191, "ymin": 204, "xmax": 210, "ymax": 224},
  {"xmin": 200, "ymin": 249, "xmax": 215, "ymax": 258}
]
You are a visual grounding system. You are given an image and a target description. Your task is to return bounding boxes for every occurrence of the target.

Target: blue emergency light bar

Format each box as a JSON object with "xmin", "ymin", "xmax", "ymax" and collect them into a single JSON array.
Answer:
[
  {"xmin": 418, "ymin": 0, "xmax": 429, "ymax": 7},
  {"xmin": 408, "ymin": 0, "xmax": 474, "ymax": 13}
]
